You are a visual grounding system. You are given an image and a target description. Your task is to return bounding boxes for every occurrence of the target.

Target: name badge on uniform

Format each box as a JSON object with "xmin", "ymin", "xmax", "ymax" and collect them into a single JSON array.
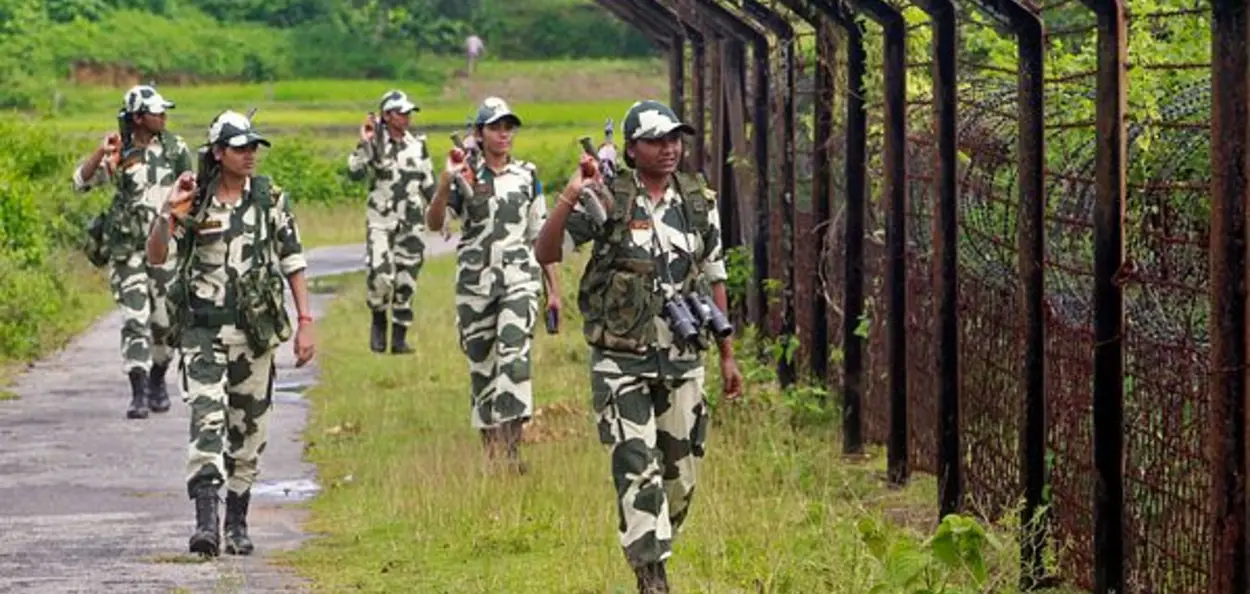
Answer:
[{"xmin": 196, "ymin": 219, "xmax": 223, "ymax": 231}]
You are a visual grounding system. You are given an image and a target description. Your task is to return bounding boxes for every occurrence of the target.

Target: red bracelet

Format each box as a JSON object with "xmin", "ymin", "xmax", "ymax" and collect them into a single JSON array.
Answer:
[{"xmin": 298, "ymin": 315, "xmax": 313, "ymax": 325}]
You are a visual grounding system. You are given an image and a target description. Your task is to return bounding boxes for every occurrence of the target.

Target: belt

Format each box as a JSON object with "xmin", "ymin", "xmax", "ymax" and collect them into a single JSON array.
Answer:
[{"xmin": 191, "ymin": 307, "xmax": 236, "ymax": 327}]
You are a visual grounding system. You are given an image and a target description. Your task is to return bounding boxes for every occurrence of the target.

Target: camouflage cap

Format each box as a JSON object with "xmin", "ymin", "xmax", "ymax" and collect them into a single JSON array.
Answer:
[
  {"xmin": 123, "ymin": 84, "xmax": 175, "ymax": 115},
  {"xmin": 622, "ymin": 100, "xmax": 694, "ymax": 141},
  {"xmin": 474, "ymin": 96, "xmax": 522, "ymax": 127},
  {"xmin": 206, "ymin": 110, "xmax": 270, "ymax": 148},
  {"xmin": 380, "ymin": 89, "xmax": 418, "ymax": 114}
]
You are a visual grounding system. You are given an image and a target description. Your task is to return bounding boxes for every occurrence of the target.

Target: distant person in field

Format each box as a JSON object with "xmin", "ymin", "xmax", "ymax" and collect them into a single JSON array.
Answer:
[
  {"xmin": 346, "ymin": 90, "xmax": 436, "ymax": 355},
  {"xmin": 465, "ymin": 34, "xmax": 485, "ymax": 76},
  {"xmin": 72, "ymin": 84, "xmax": 193, "ymax": 420}
]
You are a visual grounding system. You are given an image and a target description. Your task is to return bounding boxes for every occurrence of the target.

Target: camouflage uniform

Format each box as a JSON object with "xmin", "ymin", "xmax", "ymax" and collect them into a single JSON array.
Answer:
[
  {"xmin": 561, "ymin": 101, "xmax": 725, "ymax": 588},
  {"xmin": 347, "ymin": 90, "xmax": 435, "ymax": 353},
  {"xmin": 73, "ymin": 85, "xmax": 192, "ymax": 418},
  {"xmin": 447, "ymin": 98, "xmax": 547, "ymax": 447},
  {"xmin": 169, "ymin": 111, "xmax": 305, "ymax": 556}
]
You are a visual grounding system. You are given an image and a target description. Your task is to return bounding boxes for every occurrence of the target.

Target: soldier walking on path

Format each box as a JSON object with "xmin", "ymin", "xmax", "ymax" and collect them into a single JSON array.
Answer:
[
  {"xmin": 533, "ymin": 100, "xmax": 744, "ymax": 593},
  {"xmin": 347, "ymin": 90, "xmax": 436, "ymax": 354},
  {"xmin": 145, "ymin": 110, "xmax": 316, "ymax": 557},
  {"xmin": 73, "ymin": 84, "xmax": 194, "ymax": 420},
  {"xmin": 426, "ymin": 97, "xmax": 561, "ymax": 474}
]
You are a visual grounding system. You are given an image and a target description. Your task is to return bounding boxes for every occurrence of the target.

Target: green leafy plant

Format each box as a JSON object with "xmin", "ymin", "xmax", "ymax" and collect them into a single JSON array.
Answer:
[{"xmin": 859, "ymin": 513, "xmax": 1006, "ymax": 594}]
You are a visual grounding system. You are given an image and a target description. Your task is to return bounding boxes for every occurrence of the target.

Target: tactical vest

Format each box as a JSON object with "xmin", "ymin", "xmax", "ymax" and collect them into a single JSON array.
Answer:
[
  {"xmin": 577, "ymin": 171, "xmax": 717, "ymax": 353},
  {"xmin": 166, "ymin": 175, "xmax": 292, "ymax": 352}
]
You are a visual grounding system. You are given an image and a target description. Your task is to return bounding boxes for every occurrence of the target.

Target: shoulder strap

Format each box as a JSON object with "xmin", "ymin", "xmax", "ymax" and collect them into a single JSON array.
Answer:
[
  {"xmin": 672, "ymin": 172, "xmax": 715, "ymax": 260},
  {"xmin": 609, "ymin": 174, "xmax": 636, "ymax": 221},
  {"xmin": 249, "ymin": 175, "xmax": 274, "ymax": 266}
]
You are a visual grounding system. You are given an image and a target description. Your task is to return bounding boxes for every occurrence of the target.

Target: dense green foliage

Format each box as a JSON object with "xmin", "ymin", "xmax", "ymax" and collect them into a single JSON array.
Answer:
[
  {"xmin": 0, "ymin": 0, "xmax": 658, "ymax": 109},
  {"xmin": 0, "ymin": 122, "xmax": 109, "ymax": 361}
]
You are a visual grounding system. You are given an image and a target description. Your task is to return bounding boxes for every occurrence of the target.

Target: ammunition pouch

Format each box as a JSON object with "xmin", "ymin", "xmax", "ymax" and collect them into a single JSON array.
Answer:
[
  {"xmin": 83, "ymin": 212, "xmax": 110, "ymax": 268},
  {"xmin": 580, "ymin": 257, "xmax": 663, "ymax": 353},
  {"xmin": 85, "ymin": 200, "xmax": 152, "ymax": 266},
  {"xmin": 236, "ymin": 264, "xmax": 291, "ymax": 353}
]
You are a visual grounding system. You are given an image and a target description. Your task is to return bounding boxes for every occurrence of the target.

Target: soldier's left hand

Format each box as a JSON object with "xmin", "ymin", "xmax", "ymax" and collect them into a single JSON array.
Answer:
[
  {"xmin": 720, "ymin": 356, "xmax": 744, "ymax": 401},
  {"xmin": 294, "ymin": 321, "xmax": 316, "ymax": 367}
]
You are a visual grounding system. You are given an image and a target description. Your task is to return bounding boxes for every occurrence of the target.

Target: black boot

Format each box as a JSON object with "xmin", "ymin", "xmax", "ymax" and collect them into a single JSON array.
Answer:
[
  {"xmin": 126, "ymin": 368, "xmax": 150, "ymax": 420},
  {"xmin": 147, "ymin": 362, "xmax": 171, "ymax": 413},
  {"xmin": 188, "ymin": 484, "xmax": 220, "ymax": 556},
  {"xmin": 223, "ymin": 490, "xmax": 254, "ymax": 555},
  {"xmin": 634, "ymin": 562, "xmax": 669, "ymax": 594},
  {"xmin": 391, "ymin": 323, "xmax": 413, "ymax": 354},
  {"xmin": 370, "ymin": 310, "xmax": 388, "ymax": 353}
]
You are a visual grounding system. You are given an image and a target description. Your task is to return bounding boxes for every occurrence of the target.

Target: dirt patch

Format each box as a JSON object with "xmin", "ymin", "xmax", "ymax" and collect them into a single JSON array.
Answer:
[
  {"xmin": 523, "ymin": 401, "xmax": 589, "ymax": 444},
  {"xmin": 441, "ymin": 71, "xmax": 666, "ymax": 104},
  {"xmin": 68, "ymin": 61, "xmax": 236, "ymax": 88}
]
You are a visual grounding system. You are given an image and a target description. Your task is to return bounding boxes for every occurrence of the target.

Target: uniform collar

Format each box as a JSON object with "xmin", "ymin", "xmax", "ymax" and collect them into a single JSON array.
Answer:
[{"xmin": 630, "ymin": 171, "xmax": 680, "ymax": 207}]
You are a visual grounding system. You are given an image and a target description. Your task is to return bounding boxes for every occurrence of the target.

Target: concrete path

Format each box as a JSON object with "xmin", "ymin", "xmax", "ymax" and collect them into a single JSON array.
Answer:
[{"xmin": 0, "ymin": 234, "xmax": 456, "ymax": 594}]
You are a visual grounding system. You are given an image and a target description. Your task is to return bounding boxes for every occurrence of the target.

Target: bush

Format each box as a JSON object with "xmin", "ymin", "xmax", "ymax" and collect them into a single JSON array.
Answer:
[
  {"xmin": 0, "ymin": 119, "xmax": 111, "ymax": 363},
  {"xmin": 259, "ymin": 140, "xmax": 355, "ymax": 205}
]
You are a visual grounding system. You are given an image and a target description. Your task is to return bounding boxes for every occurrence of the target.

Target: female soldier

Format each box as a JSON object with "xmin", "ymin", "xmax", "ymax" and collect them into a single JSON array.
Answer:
[
  {"xmin": 146, "ymin": 110, "xmax": 316, "ymax": 556},
  {"xmin": 425, "ymin": 97, "xmax": 561, "ymax": 473},
  {"xmin": 347, "ymin": 90, "xmax": 435, "ymax": 354},
  {"xmin": 74, "ymin": 84, "xmax": 193, "ymax": 419}
]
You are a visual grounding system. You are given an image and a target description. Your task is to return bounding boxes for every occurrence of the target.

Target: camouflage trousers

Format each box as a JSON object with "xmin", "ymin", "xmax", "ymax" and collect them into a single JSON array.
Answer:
[
  {"xmin": 455, "ymin": 287, "xmax": 537, "ymax": 429},
  {"xmin": 591, "ymin": 370, "xmax": 710, "ymax": 567},
  {"xmin": 366, "ymin": 223, "xmax": 426, "ymax": 327},
  {"xmin": 108, "ymin": 250, "xmax": 176, "ymax": 374},
  {"xmin": 180, "ymin": 331, "xmax": 275, "ymax": 499}
]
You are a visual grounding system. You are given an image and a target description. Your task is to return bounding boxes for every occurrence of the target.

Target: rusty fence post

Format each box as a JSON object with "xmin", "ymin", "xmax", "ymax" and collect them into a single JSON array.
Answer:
[
  {"xmin": 810, "ymin": 21, "xmax": 834, "ymax": 385},
  {"xmin": 911, "ymin": 0, "xmax": 961, "ymax": 518},
  {"xmin": 1073, "ymin": 0, "xmax": 1129, "ymax": 592},
  {"xmin": 1210, "ymin": 0, "xmax": 1250, "ymax": 591},
  {"xmin": 805, "ymin": 0, "xmax": 867, "ymax": 456},
  {"xmin": 740, "ymin": 0, "xmax": 798, "ymax": 387},
  {"xmin": 847, "ymin": 0, "xmax": 908, "ymax": 486}
]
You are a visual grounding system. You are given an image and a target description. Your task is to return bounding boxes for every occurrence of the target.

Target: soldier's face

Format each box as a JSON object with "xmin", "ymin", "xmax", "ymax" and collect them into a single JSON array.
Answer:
[
  {"xmin": 630, "ymin": 133, "xmax": 682, "ymax": 175},
  {"xmin": 384, "ymin": 109, "xmax": 411, "ymax": 130},
  {"xmin": 480, "ymin": 120, "xmax": 516, "ymax": 156},
  {"xmin": 215, "ymin": 143, "xmax": 258, "ymax": 177},
  {"xmin": 135, "ymin": 112, "xmax": 166, "ymax": 133}
]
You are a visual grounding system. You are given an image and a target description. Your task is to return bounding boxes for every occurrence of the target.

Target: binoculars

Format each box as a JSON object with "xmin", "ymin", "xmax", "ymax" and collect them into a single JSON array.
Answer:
[{"xmin": 660, "ymin": 291, "xmax": 734, "ymax": 350}]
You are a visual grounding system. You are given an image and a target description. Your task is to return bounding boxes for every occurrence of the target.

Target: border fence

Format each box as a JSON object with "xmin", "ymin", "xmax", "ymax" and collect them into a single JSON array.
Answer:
[{"xmin": 595, "ymin": 0, "xmax": 1247, "ymax": 592}]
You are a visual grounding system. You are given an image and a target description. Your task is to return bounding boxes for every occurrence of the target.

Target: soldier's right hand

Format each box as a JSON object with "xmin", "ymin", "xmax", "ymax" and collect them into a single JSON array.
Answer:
[
  {"xmin": 444, "ymin": 153, "xmax": 473, "ymax": 185},
  {"xmin": 567, "ymin": 154, "xmax": 600, "ymax": 192},
  {"xmin": 360, "ymin": 114, "xmax": 376, "ymax": 143},
  {"xmin": 100, "ymin": 132, "xmax": 121, "ymax": 154},
  {"xmin": 164, "ymin": 172, "xmax": 197, "ymax": 220}
]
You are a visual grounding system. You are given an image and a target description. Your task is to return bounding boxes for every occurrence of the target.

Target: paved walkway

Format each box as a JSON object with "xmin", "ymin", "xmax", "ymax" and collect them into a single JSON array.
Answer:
[{"xmin": 0, "ymin": 235, "xmax": 456, "ymax": 593}]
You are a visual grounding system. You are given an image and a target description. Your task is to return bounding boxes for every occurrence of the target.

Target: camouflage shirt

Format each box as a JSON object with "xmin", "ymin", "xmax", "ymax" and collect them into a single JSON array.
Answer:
[
  {"xmin": 564, "ymin": 172, "xmax": 728, "ymax": 378},
  {"xmin": 176, "ymin": 177, "xmax": 307, "ymax": 346},
  {"xmin": 74, "ymin": 133, "xmax": 194, "ymax": 215},
  {"xmin": 347, "ymin": 130, "xmax": 436, "ymax": 229},
  {"xmin": 448, "ymin": 158, "xmax": 547, "ymax": 298}
]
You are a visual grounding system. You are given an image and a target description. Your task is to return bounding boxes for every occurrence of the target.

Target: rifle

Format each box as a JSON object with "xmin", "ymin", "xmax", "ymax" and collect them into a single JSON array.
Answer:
[
  {"xmin": 576, "ymin": 136, "xmax": 613, "ymax": 224},
  {"xmin": 447, "ymin": 131, "xmax": 478, "ymax": 211},
  {"xmin": 366, "ymin": 111, "xmax": 386, "ymax": 166}
]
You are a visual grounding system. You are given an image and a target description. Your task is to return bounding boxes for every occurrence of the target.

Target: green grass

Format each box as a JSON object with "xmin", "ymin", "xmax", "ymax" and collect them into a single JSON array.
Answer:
[{"xmin": 279, "ymin": 254, "xmax": 1073, "ymax": 593}]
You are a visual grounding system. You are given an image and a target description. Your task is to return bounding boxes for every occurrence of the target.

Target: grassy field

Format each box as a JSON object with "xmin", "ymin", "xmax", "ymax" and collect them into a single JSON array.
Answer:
[{"xmin": 278, "ymin": 253, "xmax": 1079, "ymax": 593}]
